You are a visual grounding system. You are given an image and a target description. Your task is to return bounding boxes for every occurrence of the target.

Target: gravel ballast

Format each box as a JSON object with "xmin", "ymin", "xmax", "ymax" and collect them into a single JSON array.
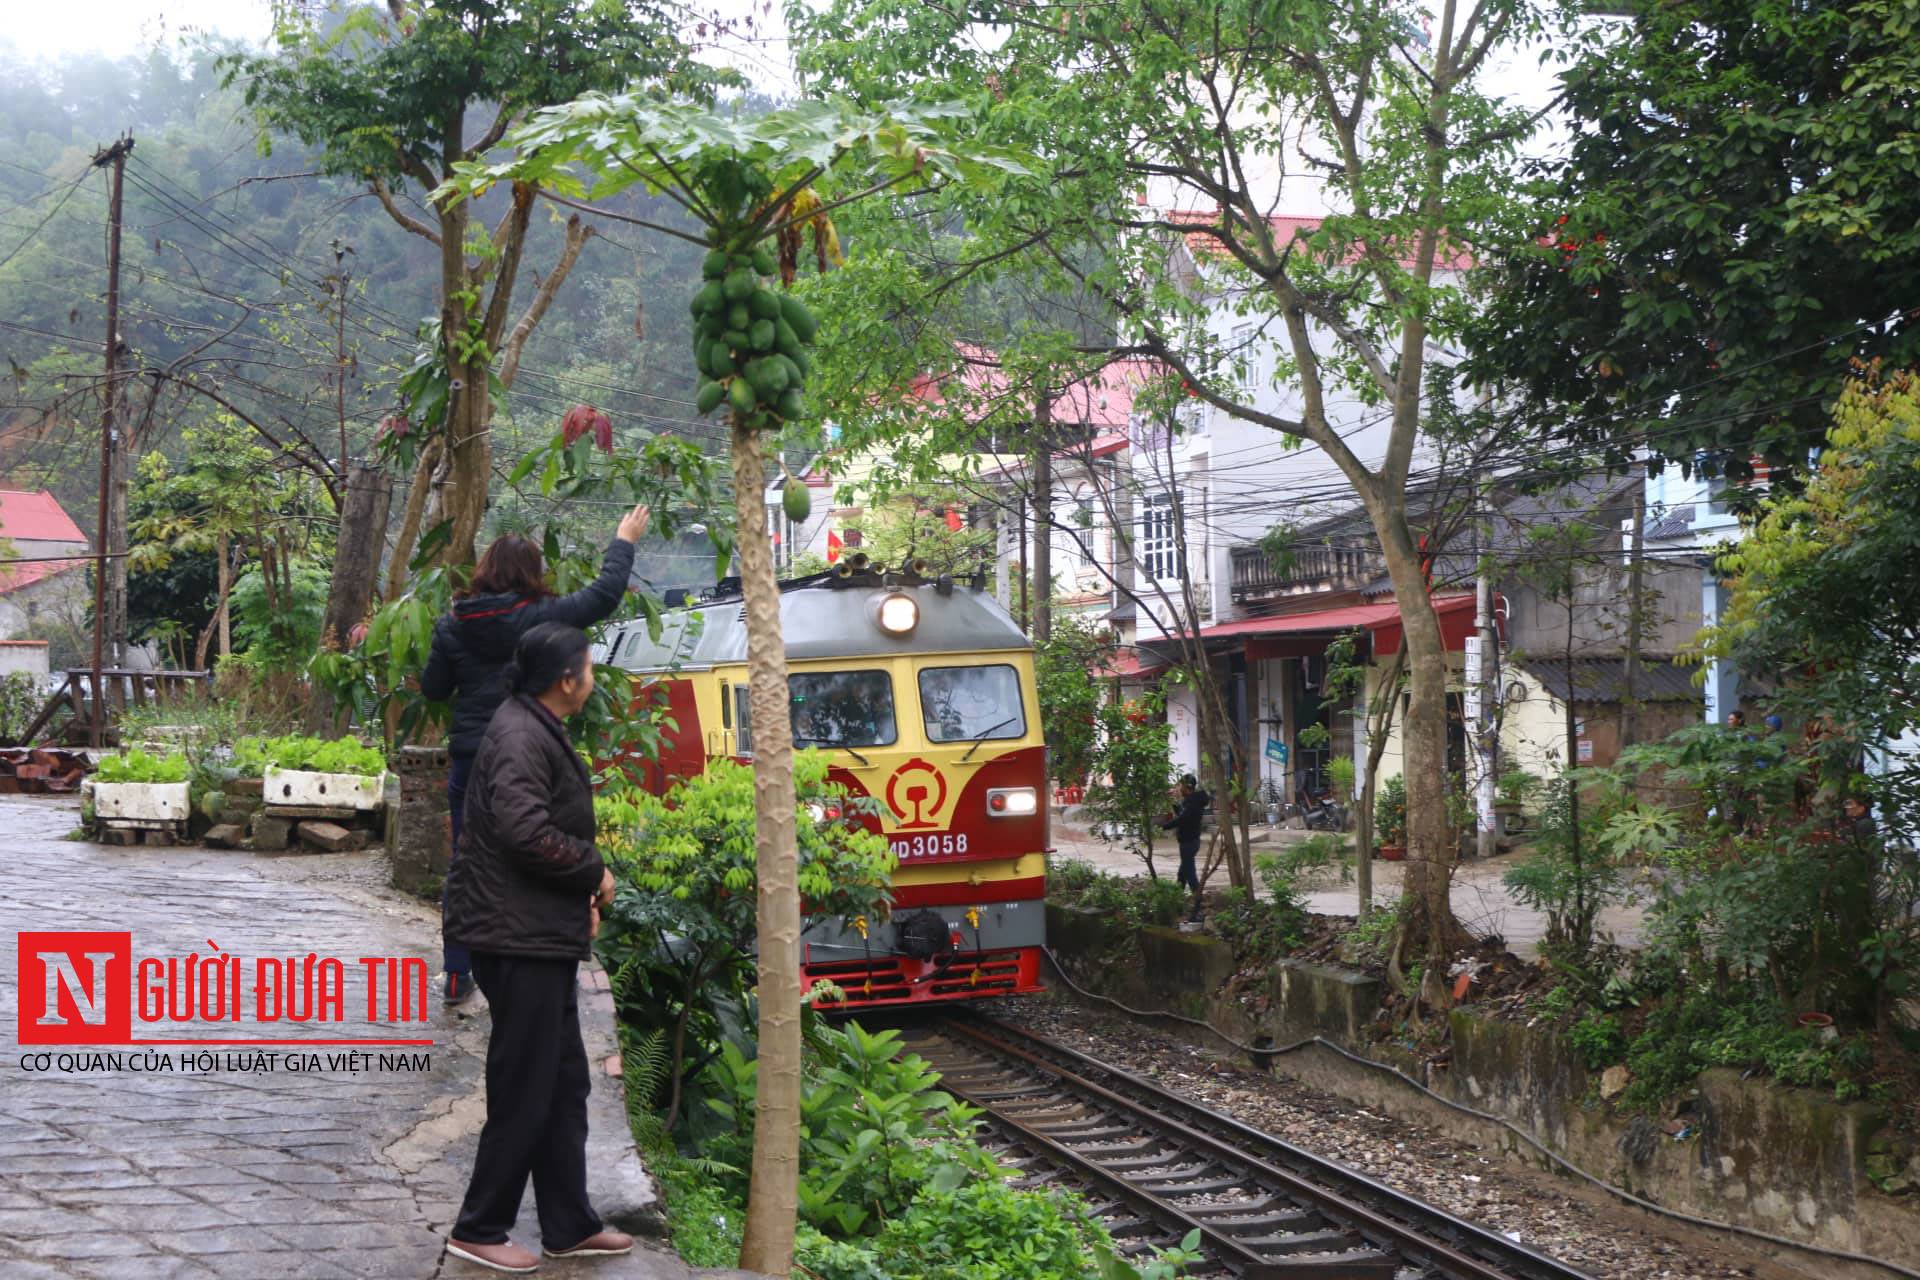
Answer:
[{"xmin": 983, "ymin": 991, "xmax": 1819, "ymax": 1280}]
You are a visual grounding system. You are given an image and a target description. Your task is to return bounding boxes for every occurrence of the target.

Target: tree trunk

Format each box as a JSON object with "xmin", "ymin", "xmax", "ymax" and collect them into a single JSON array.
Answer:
[
  {"xmin": 731, "ymin": 415, "xmax": 802, "ymax": 1277},
  {"xmin": 1377, "ymin": 514, "xmax": 1471, "ymax": 982},
  {"xmin": 216, "ymin": 533, "xmax": 233, "ymax": 661},
  {"xmin": 308, "ymin": 462, "xmax": 394, "ymax": 732}
]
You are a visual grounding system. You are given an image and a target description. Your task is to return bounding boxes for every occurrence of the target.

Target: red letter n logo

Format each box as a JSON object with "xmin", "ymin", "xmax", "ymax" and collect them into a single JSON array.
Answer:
[{"xmin": 17, "ymin": 932, "xmax": 132, "ymax": 1045}]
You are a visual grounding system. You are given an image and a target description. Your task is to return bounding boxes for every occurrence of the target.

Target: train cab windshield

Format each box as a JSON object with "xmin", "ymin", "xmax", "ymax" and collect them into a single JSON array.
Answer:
[
  {"xmin": 919, "ymin": 664, "xmax": 1026, "ymax": 743},
  {"xmin": 790, "ymin": 670, "xmax": 897, "ymax": 748}
]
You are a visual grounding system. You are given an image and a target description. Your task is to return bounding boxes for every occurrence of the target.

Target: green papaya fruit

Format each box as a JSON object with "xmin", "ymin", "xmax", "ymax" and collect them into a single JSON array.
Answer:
[
  {"xmin": 702, "ymin": 250, "xmax": 729, "ymax": 280},
  {"xmin": 777, "ymin": 388, "xmax": 806, "ymax": 420},
  {"xmin": 728, "ymin": 302, "xmax": 751, "ymax": 332},
  {"xmin": 779, "ymin": 294, "xmax": 818, "ymax": 343},
  {"xmin": 748, "ymin": 289, "xmax": 782, "ymax": 321},
  {"xmin": 774, "ymin": 318, "xmax": 800, "ymax": 356},
  {"xmin": 752, "ymin": 245, "xmax": 777, "ymax": 276},
  {"xmin": 722, "ymin": 329, "xmax": 750, "ymax": 350},
  {"xmin": 698, "ymin": 311, "xmax": 726, "ymax": 340},
  {"xmin": 722, "ymin": 268, "xmax": 756, "ymax": 301},
  {"xmin": 708, "ymin": 346, "xmax": 737, "ymax": 378},
  {"xmin": 782, "ymin": 477, "xmax": 811, "ymax": 523},
  {"xmin": 695, "ymin": 380, "xmax": 726, "ymax": 414},
  {"xmin": 694, "ymin": 338, "xmax": 715, "ymax": 376},
  {"xmin": 772, "ymin": 353, "xmax": 802, "ymax": 388},
  {"xmin": 791, "ymin": 347, "xmax": 813, "ymax": 377},
  {"xmin": 729, "ymin": 253, "xmax": 755, "ymax": 272},
  {"xmin": 750, "ymin": 319, "xmax": 776, "ymax": 352},
  {"xmin": 745, "ymin": 357, "xmax": 788, "ymax": 398},
  {"xmin": 728, "ymin": 377, "xmax": 757, "ymax": 415},
  {"xmin": 693, "ymin": 281, "xmax": 724, "ymax": 314}
]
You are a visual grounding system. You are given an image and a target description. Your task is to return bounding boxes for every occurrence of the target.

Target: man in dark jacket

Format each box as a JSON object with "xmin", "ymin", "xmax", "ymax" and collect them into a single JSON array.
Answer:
[
  {"xmin": 1159, "ymin": 773, "xmax": 1209, "ymax": 920},
  {"xmin": 421, "ymin": 503, "xmax": 646, "ymax": 1004},
  {"xmin": 443, "ymin": 622, "xmax": 632, "ymax": 1273}
]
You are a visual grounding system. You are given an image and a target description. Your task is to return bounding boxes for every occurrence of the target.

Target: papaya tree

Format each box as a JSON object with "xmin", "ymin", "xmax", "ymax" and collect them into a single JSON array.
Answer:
[{"xmin": 443, "ymin": 96, "xmax": 1022, "ymax": 1275}]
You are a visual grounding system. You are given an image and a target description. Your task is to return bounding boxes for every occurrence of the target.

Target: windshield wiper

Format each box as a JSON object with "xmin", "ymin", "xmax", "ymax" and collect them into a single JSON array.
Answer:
[
  {"xmin": 960, "ymin": 717, "xmax": 1018, "ymax": 763},
  {"xmin": 803, "ymin": 739, "xmax": 871, "ymax": 766}
]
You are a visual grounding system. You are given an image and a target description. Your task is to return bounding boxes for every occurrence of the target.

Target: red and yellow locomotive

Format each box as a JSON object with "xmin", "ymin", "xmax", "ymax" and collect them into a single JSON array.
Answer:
[{"xmin": 601, "ymin": 565, "xmax": 1048, "ymax": 1008}]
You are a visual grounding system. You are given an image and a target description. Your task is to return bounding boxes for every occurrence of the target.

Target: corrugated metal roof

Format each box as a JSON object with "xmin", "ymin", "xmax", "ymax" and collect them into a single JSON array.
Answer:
[
  {"xmin": 1518, "ymin": 656, "xmax": 1701, "ymax": 705},
  {"xmin": 0, "ymin": 491, "xmax": 86, "ymax": 544}
]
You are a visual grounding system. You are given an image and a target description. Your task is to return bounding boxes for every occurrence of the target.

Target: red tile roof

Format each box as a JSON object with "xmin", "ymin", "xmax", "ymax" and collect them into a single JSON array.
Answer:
[
  {"xmin": 0, "ymin": 558, "xmax": 84, "ymax": 596},
  {"xmin": 0, "ymin": 490, "xmax": 87, "ymax": 544},
  {"xmin": 1163, "ymin": 207, "xmax": 1474, "ymax": 272},
  {"xmin": 909, "ymin": 345, "xmax": 1165, "ymax": 430},
  {"xmin": 1149, "ymin": 594, "xmax": 1478, "ymax": 652}
]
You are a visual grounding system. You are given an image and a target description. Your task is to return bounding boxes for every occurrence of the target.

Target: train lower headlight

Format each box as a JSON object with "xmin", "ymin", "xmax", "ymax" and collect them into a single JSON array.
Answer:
[
  {"xmin": 987, "ymin": 787, "xmax": 1037, "ymax": 816},
  {"xmin": 876, "ymin": 592, "xmax": 919, "ymax": 635}
]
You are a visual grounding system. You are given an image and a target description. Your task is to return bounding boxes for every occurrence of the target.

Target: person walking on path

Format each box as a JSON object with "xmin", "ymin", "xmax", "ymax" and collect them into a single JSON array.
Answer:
[
  {"xmin": 442, "ymin": 622, "xmax": 632, "ymax": 1274},
  {"xmin": 422, "ymin": 503, "xmax": 648, "ymax": 1005},
  {"xmin": 1160, "ymin": 773, "xmax": 1210, "ymax": 920}
]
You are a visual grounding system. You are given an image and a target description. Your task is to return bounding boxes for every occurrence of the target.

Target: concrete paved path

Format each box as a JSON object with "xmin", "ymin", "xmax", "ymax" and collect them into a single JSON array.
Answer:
[
  {"xmin": 0, "ymin": 796, "xmax": 720, "ymax": 1280},
  {"xmin": 1051, "ymin": 818, "xmax": 1645, "ymax": 958}
]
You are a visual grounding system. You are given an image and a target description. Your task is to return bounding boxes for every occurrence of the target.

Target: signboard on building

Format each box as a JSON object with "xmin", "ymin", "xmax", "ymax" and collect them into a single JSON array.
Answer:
[{"xmin": 1264, "ymin": 738, "xmax": 1288, "ymax": 764}]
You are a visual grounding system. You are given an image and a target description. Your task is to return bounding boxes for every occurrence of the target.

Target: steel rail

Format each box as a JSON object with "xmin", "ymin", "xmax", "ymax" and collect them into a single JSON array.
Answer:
[{"xmin": 919, "ymin": 1015, "xmax": 1592, "ymax": 1280}]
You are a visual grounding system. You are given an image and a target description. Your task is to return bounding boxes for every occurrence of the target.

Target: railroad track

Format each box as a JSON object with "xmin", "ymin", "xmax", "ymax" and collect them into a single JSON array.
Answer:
[{"xmin": 900, "ymin": 1015, "xmax": 1591, "ymax": 1280}]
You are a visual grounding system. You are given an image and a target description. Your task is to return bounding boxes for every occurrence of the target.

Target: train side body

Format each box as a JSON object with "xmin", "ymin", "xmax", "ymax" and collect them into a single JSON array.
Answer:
[{"xmin": 601, "ymin": 576, "xmax": 1047, "ymax": 1007}]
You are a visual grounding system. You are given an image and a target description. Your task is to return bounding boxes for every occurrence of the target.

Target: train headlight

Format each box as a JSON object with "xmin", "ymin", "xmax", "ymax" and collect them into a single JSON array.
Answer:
[
  {"xmin": 987, "ymin": 787, "xmax": 1037, "ymax": 817},
  {"xmin": 876, "ymin": 592, "xmax": 919, "ymax": 635}
]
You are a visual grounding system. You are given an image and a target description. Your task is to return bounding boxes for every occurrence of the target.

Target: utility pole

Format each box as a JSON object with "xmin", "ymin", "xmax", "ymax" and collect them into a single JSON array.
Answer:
[
  {"xmin": 1471, "ymin": 460, "xmax": 1498, "ymax": 861},
  {"xmin": 330, "ymin": 240, "xmax": 354, "ymax": 478},
  {"xmin": 1622, "ymin": 479, "xmax": 1647, "ymax": 748},
  {"xmin": 90, "ymin": 135, "xmax": 132, "ymax": 749}
]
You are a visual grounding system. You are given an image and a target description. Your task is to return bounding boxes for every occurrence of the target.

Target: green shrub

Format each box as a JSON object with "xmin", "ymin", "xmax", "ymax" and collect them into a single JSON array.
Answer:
[
  {"xmin": 1568, "ymin": 1011, "xmax": 1625, "ymax": 1070},
  {"xmin": 94, "ymin": 749, "xmax": 189, "ymax": 784},
  {"xmin": 1619, "ymin": 989, "xmax": 1872, "ymax": 1109}
]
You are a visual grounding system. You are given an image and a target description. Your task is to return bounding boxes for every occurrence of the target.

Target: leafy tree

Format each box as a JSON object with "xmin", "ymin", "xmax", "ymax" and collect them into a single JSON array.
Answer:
[
  {"xmin": 1084, "ymin": 689, "xmax": 1176, "ymax": 881},
  {"xmin": 857, "ymin": 488, "xmax": 993, "ymax": 577},
  {"xmin": 1034, "ymin": 613, "xmax": 1111, "ymax": 791},
  {"xmin": 1467, "ymin": 0, "xmax": 1920, "ymax": 476},
  {"xmin": 448, "ymin": 92, "xmax": 1022, "ymax": 1272},
  {"xmin": 223, "ymin": 0, "xmax": 713, "ymax": 579},
  {"xmin": 794, "ymin": 0, "xmax": 1552, "ymax": 983},
  {"xmin": 128, "ymin": 419, "xmax": 330, "ymax": 668}
]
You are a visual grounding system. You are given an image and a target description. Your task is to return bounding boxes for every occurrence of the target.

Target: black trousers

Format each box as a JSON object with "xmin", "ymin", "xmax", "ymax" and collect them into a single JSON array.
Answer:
[
  {"xmin": 1176, "ymin": 842, "xmax": 1201, "ymax": 892},
  {"xmin": 454, "ymin": 952, "xmax": 601, "ymax": 1249}
]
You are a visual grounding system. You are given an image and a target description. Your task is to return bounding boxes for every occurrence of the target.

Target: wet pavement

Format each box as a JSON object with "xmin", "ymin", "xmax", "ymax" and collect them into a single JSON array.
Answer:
[{"xmin": 0, "ymin": 796, "xmax": 713, "ymax": 1280}]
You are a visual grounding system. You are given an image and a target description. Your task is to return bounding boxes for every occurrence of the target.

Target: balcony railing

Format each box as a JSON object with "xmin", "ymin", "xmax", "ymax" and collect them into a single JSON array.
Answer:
[{"xmin": 1230, "ymin": 542, "xmax": 1380, "ymax": 601}]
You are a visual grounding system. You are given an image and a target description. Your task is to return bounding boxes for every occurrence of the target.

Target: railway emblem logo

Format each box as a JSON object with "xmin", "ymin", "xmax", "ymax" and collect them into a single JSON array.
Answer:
[{"xmin": 885, "ymin": 758, "xmax": 947, "ymax": 830}]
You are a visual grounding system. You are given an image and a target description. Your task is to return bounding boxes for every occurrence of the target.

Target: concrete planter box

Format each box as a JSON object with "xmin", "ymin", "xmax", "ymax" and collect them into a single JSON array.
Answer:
[
  {"xmin": 264, "ymin": 767, "xmax": 385, "ymax": 812},
  {"xmin": 92, "ymin": 780, "xmax": 190, "ymax": 822}
]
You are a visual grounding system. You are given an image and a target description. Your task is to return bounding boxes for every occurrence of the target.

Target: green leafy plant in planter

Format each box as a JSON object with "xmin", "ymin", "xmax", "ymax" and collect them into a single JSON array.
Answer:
[
  {"xmin": 233, "ymin": 735, "xmax": 388, "ymax": 778},
  {"xmin": 1374, "ymin": 774, "xmax": 1407, "ymax": 859},
  {"xmin": 1495, "ymin": 768, "xmax": 1542, "ymax": 811},
  {"xmin": 94, "ymin": 749, "xmax": 190, "ymax": 785}
]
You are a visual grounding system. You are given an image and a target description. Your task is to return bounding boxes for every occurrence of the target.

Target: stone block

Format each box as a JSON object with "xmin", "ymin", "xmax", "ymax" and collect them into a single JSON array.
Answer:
[
  {"xmin": 387, "ymin": 750, "xmax": 450, "ymax": 898},
  {"xmin": 296, "ymin": 821, "xmax": 356, "ymax": 852},
  {"xmin": 224, "ymin": 777, "xmax": 265, "ymax": 799},
  {"xmin": 250, "ymin": 815, "xmax": 292, "ymax": 852},
  {"xmin": 204, "ymin": 824, "xmax": 246, "ymax": 849}
]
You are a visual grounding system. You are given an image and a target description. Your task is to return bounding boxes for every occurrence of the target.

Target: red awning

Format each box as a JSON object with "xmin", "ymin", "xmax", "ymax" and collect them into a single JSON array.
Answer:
[{"xmin": 1151, "ymin": 594, "xmax": 1478, "ymax": 658}]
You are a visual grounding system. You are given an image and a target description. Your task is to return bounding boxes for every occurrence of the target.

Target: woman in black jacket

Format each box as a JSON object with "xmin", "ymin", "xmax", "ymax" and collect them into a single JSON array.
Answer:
[
  {"xmin": 443, "ymin": 622, "xmax": 631, "ymax": 1274},
  {"xmin": 422, "ymin": 503, "xmax": 646, "ymax": 1004}
]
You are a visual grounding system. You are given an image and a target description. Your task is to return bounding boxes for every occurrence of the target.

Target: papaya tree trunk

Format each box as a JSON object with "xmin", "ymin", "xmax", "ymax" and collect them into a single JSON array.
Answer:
[{"xmin": 731, "ymin": 413, "xmax": 802, "ymax": 1276}]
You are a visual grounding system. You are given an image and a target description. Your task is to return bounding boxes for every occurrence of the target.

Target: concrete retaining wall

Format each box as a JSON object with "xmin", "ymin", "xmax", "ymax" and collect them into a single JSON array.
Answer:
[{"xmin": 1045, "ymin": 903, "xmax": 1920, "ymax": 1271}]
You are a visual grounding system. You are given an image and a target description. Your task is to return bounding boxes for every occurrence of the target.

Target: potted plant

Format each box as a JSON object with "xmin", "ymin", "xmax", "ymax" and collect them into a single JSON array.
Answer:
[
  {"xmin": 1328, "ymin": 754, "xmax": 1356, "ymax": 801},
  {"xmin": 1374, "ymin": 774, "xmax": 1407, "ymax": 861},
  {"xmin": 1493, "ymin": 768, "xmax": 1541, "ymax": 836},
  {"xmin": 236, "ymin": 735, "xmax": 390, "ymax": 811},
  {"xmin": 89, "ymin": 749, "xmax": 192, "ymax": 822}
]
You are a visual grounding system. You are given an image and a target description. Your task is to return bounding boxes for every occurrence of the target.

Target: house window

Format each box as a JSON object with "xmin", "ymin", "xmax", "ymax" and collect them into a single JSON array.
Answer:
[{"xmin": 1140, "ymin": 491, "xmax": 1184, "ymax": 582}]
